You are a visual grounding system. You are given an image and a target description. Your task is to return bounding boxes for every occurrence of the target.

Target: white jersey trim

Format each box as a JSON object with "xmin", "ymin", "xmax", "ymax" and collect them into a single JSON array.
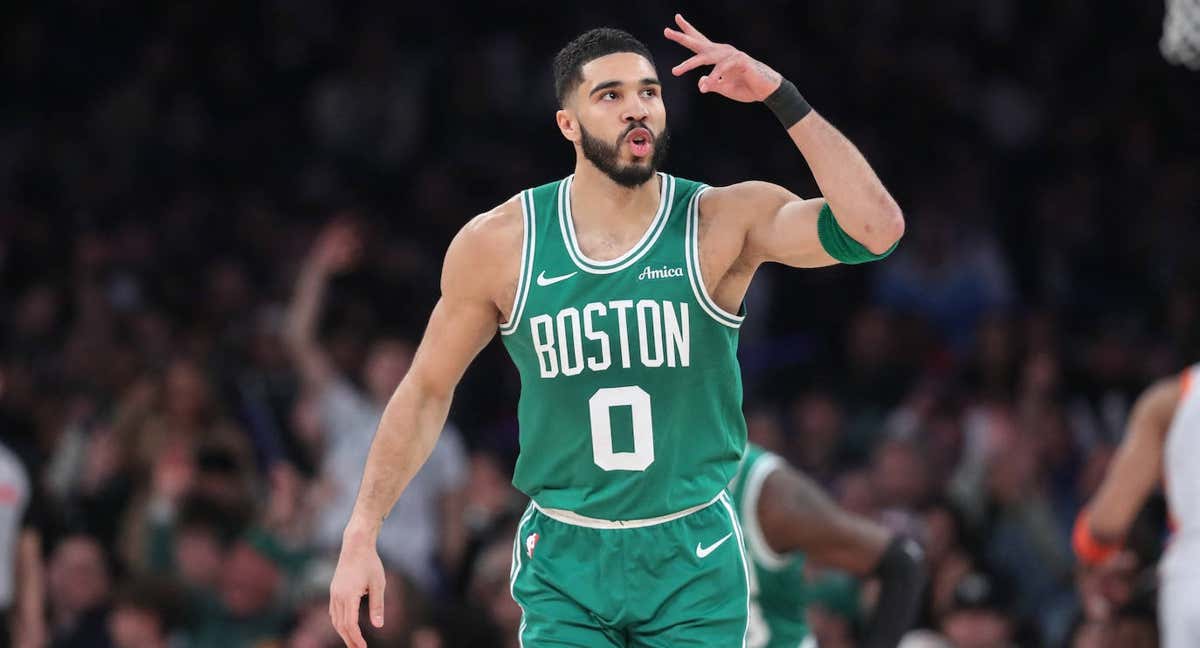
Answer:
[
  {"xmin": 532, "ymin": 490, "xmax": 723, "ymax": 529},
  {"xmin": 558, "ymin": 173, "xmax": 675, "ymax": 274},
  {"xmin": 740, "ymin": 453, "xmax": 792, "ymax": 570},
  {"xmin": 685, "ymin": 186, "xmax": 745, "ymax": 328},
  {"xmin": 499, "ymin": 189, "xmax": 536, "ymax": 336}
]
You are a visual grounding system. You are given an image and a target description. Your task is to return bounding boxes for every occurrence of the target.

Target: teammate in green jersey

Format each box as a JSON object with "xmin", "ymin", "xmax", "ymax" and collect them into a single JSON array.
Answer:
[
  {"xmin": 730, "ymin": 443, "xmax": 926, "ymax": 648},
  {"xmin": 329, "ymin": 14, "xmax": 904, "ymax": 648}
]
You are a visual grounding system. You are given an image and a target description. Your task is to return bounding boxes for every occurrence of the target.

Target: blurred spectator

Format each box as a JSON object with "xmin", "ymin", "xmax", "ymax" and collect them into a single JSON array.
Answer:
[
  {"xmin": 744, "ymin": 406, "xmax": 786, "ymax": 455},
  {"xmin": 920, "ymin": 499, "xmax": 978, "ymax": 623},
  {"xmin": 460, "ymin": 536, "xmax": 524, "ymax": 648},
  {"xmin": 280, "ymin": 557, "xmax": 341, "ymax": 648},
  {"xmin": 1075, "ymin": 547, "xmax": 1156, "ymax": 648},
  {"xmin": 187, "ymin": 531, "xmax": 294, "ymax": 648},
  {"xmin": 937, "ymin": 572, "xmax": 1017, "ymax": 648},
  {"xmin": 1066, "ymin": 325, "xmax": 1144, "ymax": 449},
  {"xmin": 834, "ymin": 469, "xmax": 880, "ymax": 520},
  {"xmin": 284, "ymin": 220, "xmax": 467, "ymax": 594},
  {"xmin": 1069, "ymin": 588, "xmax": 1159, "ymax": 648},
  {"xmin": 461, "ymin": 450, "xmax": 522, "ymax": 545},
  {"xmin": 873, "ymin": 213, "xmax": 1015, "ymax": 353},
  {"xmin": 838, "ymin": 307, "xmax": 911, "ymax": 446},
  {"xmin": 359, "ymin": 569, "xmax": 443, "ymax": 648},
  {"xmin": 787, "ymin": 389, "xmax": 847, "ymax": 484},
  {"xmin": 871, "ymin": 437, "xmax": 933, "ymax": 511},
  {"xmin": 285, "ymin": 593, "xmax": 341, "ymax": 648},
  {"xmin": 1103, "ymin": 601, "xmax": 1158, "ymax": 648},
  {"xmin": 981, "ymin": 428, "xmax": 1075, "ymax": 644},
  {"xmin": 46, "ymin": 533, "xmax": 112, "ymax": 648},
  {"xmin": 111, "ymin": 360, "xmax": 257, "ymax": 571},
  {"xmin": 898, "ymin": 629, "xmax": 954, "ymax": 648},
  {"xmin": 106, "ymin": 579, "xmax": 185, "ymax": 648},
  {"xmin": 804, "ymin": 568, "xmax": 862, "ymax": 648},
  {"xmin": 161, "ymin": 495, "xmax": 244, "ymax": 590},
  {"xmin": 112, "ymin": 359, "xmax": 253, "ymax": 484}
]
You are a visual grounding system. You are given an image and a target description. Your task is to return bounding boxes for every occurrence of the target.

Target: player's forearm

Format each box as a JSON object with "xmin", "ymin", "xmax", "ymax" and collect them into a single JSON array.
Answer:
[
  {"xmin": 785, "ymin": 111, "xmax": 904, "ymax": 254},
  {"xmin": 1086, "ymin": 388, "xmax": 1172, "ymax": 540},
  {"xmin": 809, "ymin": 514, "xmax": 892, "ymax": 575},
  {"xmin": 1085, "ymin": 481, "xmax": 1142, "ymax": 542},
  {"xmin": 1086, "ymin": 453, "xmax": 1162, "ymax": 543},
  {"xmin": 283, "ymin": 261, "xmax": 329, "ymax": 352},
  {"xmin": 342, "ymin": 379, "xmax": 452, "ymax": 543}
]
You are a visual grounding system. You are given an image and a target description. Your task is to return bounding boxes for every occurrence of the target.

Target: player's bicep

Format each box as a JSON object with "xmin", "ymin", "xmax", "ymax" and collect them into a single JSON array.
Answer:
[
  {"xmin": 405, "ymin": 221, "xmax": 507, "ymax": 400},
  {"xmin": 733, "ymin": 182, "xmax": 837, "ymax": 269},
  {"xmin": 406, "ymin": 295, "xmax": 497, "ymax": 399}
]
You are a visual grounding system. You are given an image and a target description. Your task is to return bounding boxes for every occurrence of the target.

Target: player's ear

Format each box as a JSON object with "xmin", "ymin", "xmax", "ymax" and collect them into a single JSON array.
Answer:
[{"xmin": 556, "ymin": 108, "xmax": 581, "ymax": 143}]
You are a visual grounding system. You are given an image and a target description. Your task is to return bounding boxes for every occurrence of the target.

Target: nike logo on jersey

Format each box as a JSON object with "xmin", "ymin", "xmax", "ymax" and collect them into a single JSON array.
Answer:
[
  {"xmin": 536, "ymin": 271, "xmax": 577, "ymax": 287},
  {"xmin": 696, "ymin": 532, "xmax": 733, "ymax": 558}
]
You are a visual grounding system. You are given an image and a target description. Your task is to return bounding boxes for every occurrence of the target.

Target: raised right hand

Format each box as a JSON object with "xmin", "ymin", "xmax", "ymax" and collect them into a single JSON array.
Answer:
[
  {"xmin": 311, "ymin": 219, "xmax": 363, "ymax": 274},
  {"xmin": 329, "ymin": 534, "xmax": 386, "ymax": 648}
]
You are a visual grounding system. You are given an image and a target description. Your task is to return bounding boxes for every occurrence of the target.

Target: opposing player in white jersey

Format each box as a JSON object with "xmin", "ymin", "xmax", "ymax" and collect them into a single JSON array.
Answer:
[{"xmin": 1074, "ymin": 364, "xmax": 1198, "ymax": 647}]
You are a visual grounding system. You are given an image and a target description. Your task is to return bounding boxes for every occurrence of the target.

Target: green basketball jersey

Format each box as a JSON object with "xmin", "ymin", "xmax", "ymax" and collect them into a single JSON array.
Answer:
[
  {"xmin": 729, "ymin": 443, "xmax": 810, "ymax": 648},
  {"xmin": 499, "ymin": 172, "xmax": 747, "ymax": 520}
]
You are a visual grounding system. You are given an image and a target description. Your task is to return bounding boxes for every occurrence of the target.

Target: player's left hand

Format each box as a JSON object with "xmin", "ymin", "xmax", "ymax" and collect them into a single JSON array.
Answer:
[{"xmin": 664, "ymin": 13, "xmax": 782, "ymax": 102}]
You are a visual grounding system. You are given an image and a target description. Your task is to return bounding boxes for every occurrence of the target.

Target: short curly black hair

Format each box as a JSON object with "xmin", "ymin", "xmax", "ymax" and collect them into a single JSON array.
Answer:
[{"xmin": 553, "ymin": 28, "xmax": 655, "ymax": 105}]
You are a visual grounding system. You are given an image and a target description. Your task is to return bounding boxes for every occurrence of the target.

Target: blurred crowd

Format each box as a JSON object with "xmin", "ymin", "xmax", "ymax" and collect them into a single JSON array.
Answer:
[{"xmin": 2, "ymin": 1, "xmax": 1198, "ymax": 647}]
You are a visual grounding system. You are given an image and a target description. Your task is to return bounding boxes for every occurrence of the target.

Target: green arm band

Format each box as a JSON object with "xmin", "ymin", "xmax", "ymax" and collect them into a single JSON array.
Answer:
[{"xmin": 816, "ymin": 203, "xmax": 899, "ymax": 264}]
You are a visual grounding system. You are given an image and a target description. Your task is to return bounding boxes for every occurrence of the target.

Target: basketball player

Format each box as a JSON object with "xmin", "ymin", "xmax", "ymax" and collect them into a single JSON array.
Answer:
[
  {"xmin": 731, "ymin": 442, "xmax": 925, "ymax": 648},
  {"xmin": 329, "ymin": 16, "xmax": 905, "ymax": 648},
  {"xmin": 1073, "ymin": 365, "xmax": 1196, "ymax": 647}
]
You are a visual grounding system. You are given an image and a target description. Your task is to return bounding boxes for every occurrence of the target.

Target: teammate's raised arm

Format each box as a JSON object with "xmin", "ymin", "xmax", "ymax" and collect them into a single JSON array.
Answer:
[
  {"xmin": 328, "ymin": 199, "xmax": 521, "ymax": 648},
  {"xmin": 664, "ymin": 13, "xmax": 903, "ymax": 269}
]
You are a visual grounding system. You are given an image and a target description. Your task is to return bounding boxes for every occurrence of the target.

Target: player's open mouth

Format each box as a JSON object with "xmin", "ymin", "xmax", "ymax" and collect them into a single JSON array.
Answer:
[{"xmin": 626, "ymin": 128, "xmax": 653, "ymax": 157}]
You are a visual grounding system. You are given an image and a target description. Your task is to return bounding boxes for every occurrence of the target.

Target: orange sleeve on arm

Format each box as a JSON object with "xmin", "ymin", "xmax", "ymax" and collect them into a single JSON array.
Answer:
[{"xmin": 1073, "ymin": 509, "xmax": 1121, "ymax": 567}]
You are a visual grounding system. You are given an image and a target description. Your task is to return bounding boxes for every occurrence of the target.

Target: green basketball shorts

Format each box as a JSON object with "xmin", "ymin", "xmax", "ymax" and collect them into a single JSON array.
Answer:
[{"xmin": 509, "ymin": 491, "xmax": 750, "ymax": 647}]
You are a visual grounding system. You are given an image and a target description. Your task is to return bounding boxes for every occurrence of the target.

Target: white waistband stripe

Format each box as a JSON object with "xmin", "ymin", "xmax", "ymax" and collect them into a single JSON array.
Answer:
[{"xmin": 532, "ymin": 491, "xmax": 724, "ymax": 529}]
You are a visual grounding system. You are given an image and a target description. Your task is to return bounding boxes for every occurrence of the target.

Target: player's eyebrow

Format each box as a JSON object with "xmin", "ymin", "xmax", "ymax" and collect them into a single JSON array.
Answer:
[{"xmin": 588, "ymin": 78, "xmax": 660, "ymax": 97}]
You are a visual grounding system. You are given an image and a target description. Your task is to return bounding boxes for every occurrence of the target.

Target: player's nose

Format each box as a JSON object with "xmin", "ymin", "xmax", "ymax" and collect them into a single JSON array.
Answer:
[{"xmin": 623, "ymin": 99, "xmax": 649, "ymax": 123}]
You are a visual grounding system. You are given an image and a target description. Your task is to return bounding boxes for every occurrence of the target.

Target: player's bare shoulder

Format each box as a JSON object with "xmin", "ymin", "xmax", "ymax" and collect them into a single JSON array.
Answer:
[
  {"xmin": 442, "ymin": 194, "xmax": 525, "ymax": 321},
  {"xmin": 692, "ymin": 181, "xmax": 797, "ymax": 274},
  {"xmin": 699, "ymin": 181, "xmax": 837, "ymax": 269},
  {"xmin": 699, "ymin": 181, "xmax": 795, "ymax": 230}
]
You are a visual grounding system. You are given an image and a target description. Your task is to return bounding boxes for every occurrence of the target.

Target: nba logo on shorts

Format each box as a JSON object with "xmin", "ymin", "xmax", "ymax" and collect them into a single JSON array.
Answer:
[{"xmin": 526, "ymin": 533, "xmax": 540, "ymax": 558}]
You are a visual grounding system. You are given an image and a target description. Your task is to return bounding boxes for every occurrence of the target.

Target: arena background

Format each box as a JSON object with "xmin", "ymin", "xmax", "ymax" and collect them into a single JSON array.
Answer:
[{"xmin": 2, "ymin": 1, "xmax": 1199, "ymax": 647}]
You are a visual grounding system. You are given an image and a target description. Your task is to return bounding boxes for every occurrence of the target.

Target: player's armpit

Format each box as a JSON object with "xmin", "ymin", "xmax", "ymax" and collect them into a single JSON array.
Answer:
[
  {"xmin": 757, "ymin": 463, "xmax": 891, "ymax": 574},
  {"xmin": 704, "ymin": 181, "xmax": 839, "ymax": 269},
  {"xmin": 1085, "ymin": 376, "xmax": 1181, "ymax": 542}
]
